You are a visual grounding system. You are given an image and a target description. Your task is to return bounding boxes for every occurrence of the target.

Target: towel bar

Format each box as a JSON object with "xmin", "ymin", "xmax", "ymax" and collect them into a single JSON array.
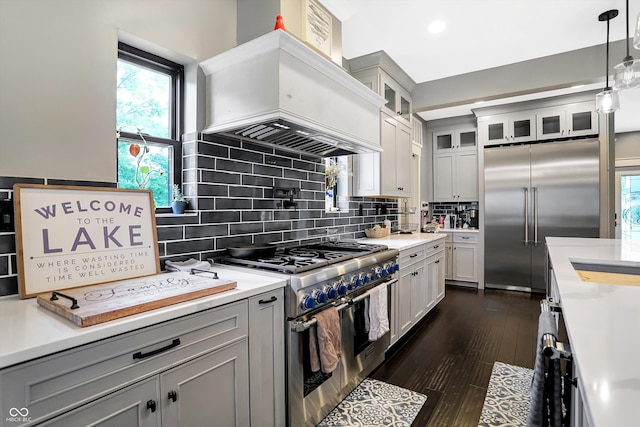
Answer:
[
  {"xmin": 540, "ymin": 299, "xmax": 572, "ymax": 361},
  {"xmin": 291, "ymin": 303, "xmax": 349, "ymax": 332},
  {"xmin": 540, "ymin": 298, "xmax": 562, "ymax": 313}
]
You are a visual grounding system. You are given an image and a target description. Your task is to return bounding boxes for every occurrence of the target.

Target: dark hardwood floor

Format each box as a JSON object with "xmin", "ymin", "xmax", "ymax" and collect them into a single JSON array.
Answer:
[{"xmin": 371, "ymin": 285, "xmax": 543, "ymax": 426}]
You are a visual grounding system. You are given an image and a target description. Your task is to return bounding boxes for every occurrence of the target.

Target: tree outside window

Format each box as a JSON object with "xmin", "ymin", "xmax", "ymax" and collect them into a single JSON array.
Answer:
[{"xmin": 116, "ymin": 43, "xmax": 182, "ymax": 208}]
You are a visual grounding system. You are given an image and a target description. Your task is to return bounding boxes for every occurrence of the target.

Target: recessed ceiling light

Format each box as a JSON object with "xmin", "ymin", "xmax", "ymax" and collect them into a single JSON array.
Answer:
[{"xmin": 427, "ymin": 21, "xmax": 446, "ymax": 34}]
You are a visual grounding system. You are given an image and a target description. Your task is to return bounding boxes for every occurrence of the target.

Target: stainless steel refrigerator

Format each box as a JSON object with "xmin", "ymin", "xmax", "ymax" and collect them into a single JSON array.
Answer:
[{"xmin": 484, "ymin": 139, "xmax": 600, "ymax": 293}]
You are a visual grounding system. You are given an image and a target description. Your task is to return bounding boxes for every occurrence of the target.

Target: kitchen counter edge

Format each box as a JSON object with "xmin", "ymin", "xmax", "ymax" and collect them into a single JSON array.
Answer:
[
  {"xmin": 546, "ymin": 237, "xmax": 640, "ymax": 427},
  {"xmin": 359, "ymin": 233, "xmax": 446, "ymax": 250},
  {"xmin": 0, "ymin": 265, "xmax": 287, "ymax": 368}
]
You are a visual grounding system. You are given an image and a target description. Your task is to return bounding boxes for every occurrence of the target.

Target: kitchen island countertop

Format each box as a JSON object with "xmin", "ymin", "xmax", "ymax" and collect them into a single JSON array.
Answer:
[
  {"xmin": 546, "ymin": 237, "xmax": 640, "ymax": 427},
  {"xmin": 359, "ymin": 232, "xmax": 446, "ymax": 250},
  {"xmin": 0, "ymin": 265, "xmax": 286, "ymax": 368}
]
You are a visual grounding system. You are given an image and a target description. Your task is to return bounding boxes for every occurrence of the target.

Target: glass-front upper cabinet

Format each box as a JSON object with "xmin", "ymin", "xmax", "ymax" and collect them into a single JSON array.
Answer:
[
  {"xmin": 480, "ymin": 112, "xmax": 535, "ymax": 146},
  {"xmin": 536, "ymin": 102, "xmax": 598, "ymax": 140},
  {"xmin": 433, "ymin": 128, "xmax": 477, "ymax": 154},
  {"xmin": 380, "ymin": 71, "xmax": 412, "ymax": 128}
]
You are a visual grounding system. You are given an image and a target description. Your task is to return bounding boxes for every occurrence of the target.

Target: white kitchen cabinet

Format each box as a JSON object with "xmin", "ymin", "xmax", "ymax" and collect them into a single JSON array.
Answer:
[
  {"xmin": 452, "ymin": 233, "xmax": 479, "ymax": 283},
  {"xmin": 479, "ymin": 111, "xmax": 536, "ymax": 146},
  {"xmin": 444, "ymin": 234, "xmax": 453, "ymax": 280},
  {"xmin": 442, "ymin": 232, "xmax": 479, "ymax": 284},
  {"xmin": 397, "ymin": 245, "xmax": 425, "ymax": 338},
  {"xmin": 433, "ymin": 129, "xmax": 478, "ymax": 202},
  {"xmin": 350, "ymin": 54, "xmax": 414, "ymax": 198},
  {"xmin": 352, "ymin": 112, "xmax": 412, "ymax": 198},
  {"xmin": 248, "ymin": 289, "xmax": 285, "ymax": 427},
  {"xmin": 412, "ymin": 114, "xmax": 424, "ymax": 148},
  {"xmin": 393, "ymin": 238, "xmax": 445, "ymax": 345},
  {"xmin": 0, "ymin": 292, "xmax": 283, "ymax": 427},
  {"xmin": 434, "ymin": 249, "xmax": 446, "ymax": 304},
  {"xmin": 380, "ymin": 70, "xmax": 412, "ymax": 128},
  {"xmin": 536, "ymin": 101, "xmax": 598, "ymax": 140}
]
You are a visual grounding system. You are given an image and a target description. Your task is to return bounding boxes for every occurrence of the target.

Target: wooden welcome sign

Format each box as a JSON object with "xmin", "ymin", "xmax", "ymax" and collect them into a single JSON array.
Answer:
[{"xmin": 14, "ymin": 184, "xmax": 161, "ymax": 298}]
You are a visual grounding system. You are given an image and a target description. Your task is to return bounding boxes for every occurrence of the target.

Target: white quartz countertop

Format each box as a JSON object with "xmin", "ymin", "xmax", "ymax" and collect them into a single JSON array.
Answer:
[
  {"xmin": 546, "ymin": 237, "xmax": 640, "ymax": 427},
  {"xmin": 0, "ymin": 265, "xmax": 286, "ymax": 368},
  {"xmin": 359, "ymin": 232, "xmax": 446, "ymax": 250},
  {"xmin": 437, "ymin": 228, "xmax": 479, "ymax": 233}
]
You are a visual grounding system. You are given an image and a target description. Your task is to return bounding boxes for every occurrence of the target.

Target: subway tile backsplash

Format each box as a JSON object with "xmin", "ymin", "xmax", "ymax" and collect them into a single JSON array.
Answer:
[{"xmin": 0, "ymin": 133, "xmax": 397, "ymax": 296}]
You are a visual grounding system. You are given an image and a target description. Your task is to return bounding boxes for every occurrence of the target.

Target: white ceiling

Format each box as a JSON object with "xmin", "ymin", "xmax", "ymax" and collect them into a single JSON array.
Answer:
[{"xmin": 321, "ymin": 0, "xmax": 640, "ymax": 132}]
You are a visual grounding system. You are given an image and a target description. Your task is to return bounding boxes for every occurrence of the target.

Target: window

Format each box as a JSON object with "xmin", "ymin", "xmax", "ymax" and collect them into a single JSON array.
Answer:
[
  {"xmin": 325, "ymin": 156, "xmax": 349, "ymax": 212},
  {"xmin": 615, "ymin": 168, "xmax": 640, "ymax": 240},
  {"xmin": 116, "ymin": 42, "xmax": 183, "ymax": 208}
]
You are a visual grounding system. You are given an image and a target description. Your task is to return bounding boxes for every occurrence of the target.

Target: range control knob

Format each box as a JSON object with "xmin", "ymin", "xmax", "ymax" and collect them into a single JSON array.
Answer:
[
  {"xmin": 394, "ymin": 262, "xmax": 400, "ymax": 272},
  {"xmin": 385, "ymin": 262, "xmax": 396, "ymax": 274},
  {"xmin": 360, "ymin": 273, "xmax": 369, "ymax": 285},
  {"xmin": 326, "ymin": 285, "xmax": 338, "ymax": 300},
  {"xmin": 301, "ymin": 295, "xmax": 316, "ymax": 310},
  {"xmin": 313, "ymin": 289, "xmax": 328, "ymax": 304},
  {"xmin": 373, "ymin": 267, "xmax": 385, "ymax": 278},
  {"xmin": 354, "ymin": 275, "xmax": 363, "ymax": 287},
  {"xmin": 336, "ymin": 281, "xmax": 348, "ymax": 296}
]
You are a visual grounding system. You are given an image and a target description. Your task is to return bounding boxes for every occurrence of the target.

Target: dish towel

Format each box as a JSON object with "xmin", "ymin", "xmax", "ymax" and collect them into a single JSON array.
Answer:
[
  {"xmin": 526, "ymin": 310, "xmax": 562, "ymax": 427},
  {"xmin": 309, "ymin": 306, "xmax": 341, "ymax": 374},
  {"xmin": 165, "ymin": 258, "xmax": 211, "ymax": 272},
  {"xmin": 368, "ymin": 284, "xmax": 389, "ymax": 342}
]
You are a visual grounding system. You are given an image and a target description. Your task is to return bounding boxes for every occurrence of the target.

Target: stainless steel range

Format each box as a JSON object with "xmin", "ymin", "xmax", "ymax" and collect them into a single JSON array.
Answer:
[{"xmin": 222, "ymin": 240, "xmax": 399, "ymax": 427}]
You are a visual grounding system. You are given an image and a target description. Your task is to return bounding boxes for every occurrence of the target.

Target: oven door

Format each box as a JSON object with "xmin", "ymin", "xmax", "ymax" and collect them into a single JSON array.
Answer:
[
  {"xmin": 287, "ymin": 303, "xmax": 349, "ymax": 427},
  {"xmin": 342, "ymin": 278, "xmax": 394, "ymax": 391}
]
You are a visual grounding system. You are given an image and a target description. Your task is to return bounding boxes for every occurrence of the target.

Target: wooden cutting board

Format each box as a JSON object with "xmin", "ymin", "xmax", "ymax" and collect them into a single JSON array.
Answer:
[
  {"xmin": 37, "ymin": 271, "xmax": 237, "ymax": 327},
  {"xmin": 575, "ymin": 270, "xmax": 640, "ymax": 287}
]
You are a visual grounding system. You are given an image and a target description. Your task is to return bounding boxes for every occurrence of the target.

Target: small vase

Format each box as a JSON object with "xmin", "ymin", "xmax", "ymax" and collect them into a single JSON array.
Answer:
[{"xmin": 171, "ymin": 201, "xmax": 187, "ymax": 214}]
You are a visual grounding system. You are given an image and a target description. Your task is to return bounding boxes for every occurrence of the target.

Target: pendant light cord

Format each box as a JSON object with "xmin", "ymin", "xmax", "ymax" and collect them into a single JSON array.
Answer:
[
  {"xmin": 623, "ymin": 0, "xmax": 635, "ymax": 63},
  {"xmin": 606, "ymin": 15, "xmax": 611, "ymax": 89}
]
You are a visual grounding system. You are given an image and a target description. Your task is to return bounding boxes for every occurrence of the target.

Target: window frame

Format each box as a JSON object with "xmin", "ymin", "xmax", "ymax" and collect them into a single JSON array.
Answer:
[{"xmin": 117, "ymin": 42, "xmax": 184, "ymax": 212}]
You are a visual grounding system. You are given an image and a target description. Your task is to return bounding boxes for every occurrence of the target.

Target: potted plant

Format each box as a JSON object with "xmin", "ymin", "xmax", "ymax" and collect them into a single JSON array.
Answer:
[{"xmin": 171, "ymin": 184, "xmax": 187, "ymax": 214}]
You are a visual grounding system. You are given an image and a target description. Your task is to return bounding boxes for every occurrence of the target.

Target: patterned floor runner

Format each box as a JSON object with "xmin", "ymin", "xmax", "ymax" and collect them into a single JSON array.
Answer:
[
  {"xmin": 317, "ymin": 378, "xmax": 427, "ymax": 427},
  {"xmin": 478, "ymin": 361, "xmax": 534, "ymax": 427}
]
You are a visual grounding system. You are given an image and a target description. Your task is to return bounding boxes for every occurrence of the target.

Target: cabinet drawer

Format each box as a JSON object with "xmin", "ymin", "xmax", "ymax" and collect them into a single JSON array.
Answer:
[
  {"xmin": 399, "ymin": 245, "xmax": 426, "ymax": 266},
  {"xmin": 425, "ymin": 239, "xmax": 445, "ymax": 257},
  {"xmin": 453, "ymin": 233, "xmax": 478, "ymax": 244},
  {"xmin": 0, "ymin": 301, "xmax": 248, "ymax": 425}
]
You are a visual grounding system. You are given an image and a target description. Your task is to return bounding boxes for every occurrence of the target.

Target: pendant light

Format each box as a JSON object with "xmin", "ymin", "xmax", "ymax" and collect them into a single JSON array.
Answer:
[
  {"xmin": 596, "ymin": 9, "xmax": 620, "ymax": 114},
  {"xmin": 614, "ymin": 0, "xmax": 640, "ymax": 89}
]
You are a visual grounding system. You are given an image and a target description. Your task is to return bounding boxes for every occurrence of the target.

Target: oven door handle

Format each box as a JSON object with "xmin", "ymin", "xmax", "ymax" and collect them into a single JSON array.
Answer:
[
  {"xmin": 290, "ymin": 302, "xmax": 350, "ymax": 332},
  {"xmin": 350, "ymin": 278, "xmax": 397, "ymax": 304}
]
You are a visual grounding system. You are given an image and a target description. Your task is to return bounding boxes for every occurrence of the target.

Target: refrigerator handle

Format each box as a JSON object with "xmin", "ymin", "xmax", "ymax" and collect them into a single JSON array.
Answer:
[
  {"xmin": 533, "ymin": 187, "xmax": 539, "ymax": 246},
  {"xmin": 524, "ymin": 187, "xmax": 529, "ymax": 245}
]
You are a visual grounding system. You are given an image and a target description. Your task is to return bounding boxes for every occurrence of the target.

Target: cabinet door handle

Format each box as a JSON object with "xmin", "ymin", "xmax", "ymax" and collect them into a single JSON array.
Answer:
[
  {"xmin": 435, "ymin": 260, "xmax": 440, "ymax": 264},
  {"xmin": 133, "ymin": 338, "xmax": 181, "ymax": 360},
  {"xmin": 168, "ymin": 390, "xmax": 178, "ymax": 402},
  {"xmin": 410, "ymin": 254, "xmax": 418, "ymax": 258},
  {"xmin": 259, "ymin": 296, "xmax": 277, "ymax": 304},
  {"xmin": 147, "ymin": 400, "xmax": 157, "ymax": 413},
  {"xmin": 433, "ymin": 245, "xmax": 439, "ymax": 249}
]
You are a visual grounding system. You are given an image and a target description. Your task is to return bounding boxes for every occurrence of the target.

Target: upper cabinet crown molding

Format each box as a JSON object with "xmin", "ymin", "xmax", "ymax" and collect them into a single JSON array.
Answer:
[{"xmin": 347, "ymin": 51, "xmax": 416, "ymax": 94}]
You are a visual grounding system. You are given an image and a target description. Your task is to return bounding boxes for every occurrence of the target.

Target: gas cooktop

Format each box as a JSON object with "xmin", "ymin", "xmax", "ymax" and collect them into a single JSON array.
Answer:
[{"xmin": 223, "ymin": 241, "xmax": 388, "ymax": 274}]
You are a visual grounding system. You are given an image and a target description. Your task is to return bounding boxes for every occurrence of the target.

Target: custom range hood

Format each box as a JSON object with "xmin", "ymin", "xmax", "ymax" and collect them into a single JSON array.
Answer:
[{"xmin": 200, "ymin": 30, "xmax": 385, "ymax": 157}]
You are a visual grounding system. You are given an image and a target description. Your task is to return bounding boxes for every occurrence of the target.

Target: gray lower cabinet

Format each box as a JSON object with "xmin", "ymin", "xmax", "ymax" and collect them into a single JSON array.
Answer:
[
  {"xmin": 391, "ymin": 240, "xmax": 446, "ymax": 348},
  {"xmin": 1, "ymin": 289, "xmax": 285, "ymax": 427},
  {"xmin": 40, "ymin": 340, "xmax": 249, "ymax": 427},
  {"xmin": 248, "ymin": 289, "xmax": 285, "ymax": 427},
  {"xmin": 39, "ymin": 376, "xmax": 161, "ymax": 427}
]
